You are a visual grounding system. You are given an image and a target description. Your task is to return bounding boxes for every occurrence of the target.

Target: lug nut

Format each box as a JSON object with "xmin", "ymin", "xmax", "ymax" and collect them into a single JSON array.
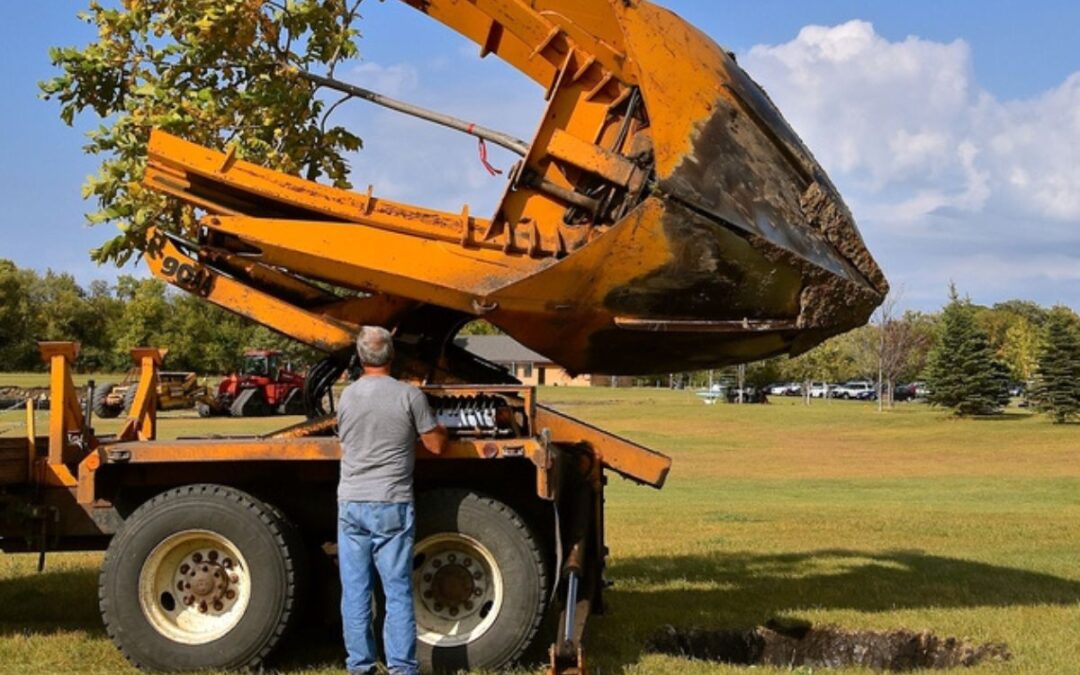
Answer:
[
  {"xmin": 230, "ymin": 574, "xmax": 239, "ymax": 584},
  {"xmin": 448, "ymin": 554, "xmax": 457, "ymax": 563},
  {"xmin": 179, "ymin": 564, "xmax": 190, "ymax": 574},
  {"xmin": 464, "ymin": 601, "xmax": 474, "ymax": 611},
  {"xmin": 432, "ymin": 559, "xmax": 442, "ymax": 569},
  {"xmin": 449, "ymin": 607, "xmax": 459, "ymax": 617},
  {"xmin": 213, "ymin": 571, "xmax": 220, "ymax": 578},
  {"xmin": 473, "ymin": 571, "xmax": 482, "ymax": 580},
  {"xmin": 423, "ymin": 573, "xmax": 432, "ymax": 582},
  {"xmin": 473, "ymin": 588, "xmax": 482, "ymax": 597},
  {"xmin": 434, "ymin": 603, "xmax": 443, "ymax": 612},
  {"xmin": 198, "ymin": 602, "xmax": 208, "ymax": 614},
  {"xmin": 222, "ymin": 558, "xmax": 233, "ymax": 569},
  {"xmin": 213, "ymin": 601, "xmax": 223, "ymax": 611},
  {"xmin": 202, "ymin": 566, "xmax": 209, "ymax": 573},
  {"xmin": 225, "ymin": 590, "xmax": 236, "ymax": 600},
  {"xmin": 176, "ymin": 581, "xmax": 185, "ymax": 590},
  {"xmin": 185, "ymin": 582, "xmax": 191, "ymax": 589},
  {"xmin": 463, "ymin": 559, "xmax": 472, "ymax": 568},
  {"xmin": 193, "ymin": 553, "xmax": 203, "ymax": 563},
  {"xmin": 183, "ymin": 595, "xmax": 194, "ymax": 606},
  {"xmin": 208, "ymin": 550, "xmax": 219, "ymax": 561}
]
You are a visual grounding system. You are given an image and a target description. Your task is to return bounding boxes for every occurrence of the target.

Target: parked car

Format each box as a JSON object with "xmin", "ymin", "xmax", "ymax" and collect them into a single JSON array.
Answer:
[
  {"xmin": 726, "ymin": 386, "xmax": 769, "ymax": 404},
  {"xmin": 852, "ymin": 388, "xmax": 878, "ymax": 401},
  {"xmin": 808, "ymin": 382, "xmax": 832, "ymax": 398},
  {"xmin": 767, "ymin": 382, "xmax": 800, "ymax": 396},
  {"xmin": 913, "ymin": 381, "xmax": 930, "ymax": 398},
  {"xmin": 767, "ymin": 382, "xmax": 789, "ymax": 396},
  {"xmin": 893, "ymin": 383, "xmax": 918, "ymax": 402},
  {"xmin": 832, "ymin": 381, "xmax": 875, "ymax": 399}
]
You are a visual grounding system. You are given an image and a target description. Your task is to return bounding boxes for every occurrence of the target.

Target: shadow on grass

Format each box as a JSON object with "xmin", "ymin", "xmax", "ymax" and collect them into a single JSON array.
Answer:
[
  {"xmin": 966, "ymin": 412, "xmax": 1032, "ymax": 422},
  {"xmin": 0, "ymin": 568, "xmax": 103, "ymax": 636},
  {"xmin": 589, "ymin": 548, "xmax": 1080, "ymax": 671}
]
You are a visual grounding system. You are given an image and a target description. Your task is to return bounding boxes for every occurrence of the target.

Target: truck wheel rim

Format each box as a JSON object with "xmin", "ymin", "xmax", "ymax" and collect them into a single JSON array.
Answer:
[
  {"xmin": 413, "ymin": 533, "xmax": 504, "ymax": 647},
  {"xmin": 137, "ymin": 529, "xmax": 252, "ymax": 645}
]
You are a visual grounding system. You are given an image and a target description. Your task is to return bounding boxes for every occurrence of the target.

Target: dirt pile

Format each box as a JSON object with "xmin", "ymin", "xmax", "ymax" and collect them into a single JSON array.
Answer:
[{"xmin": 647, "ymin": 620, "xmax": 1011, "ymax": 671}]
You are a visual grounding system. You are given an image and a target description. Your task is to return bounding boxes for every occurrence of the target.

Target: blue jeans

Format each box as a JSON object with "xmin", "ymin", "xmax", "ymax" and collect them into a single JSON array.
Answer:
[{"xmin": 338, "ymin": 501, "xmax": 419, "ymax": 675}]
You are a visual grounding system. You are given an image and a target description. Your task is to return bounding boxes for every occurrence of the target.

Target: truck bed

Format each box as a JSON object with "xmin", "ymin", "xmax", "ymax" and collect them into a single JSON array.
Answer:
[{"xmin": 0, "ymin": 437, "xmax": 31, "ymax": 485}]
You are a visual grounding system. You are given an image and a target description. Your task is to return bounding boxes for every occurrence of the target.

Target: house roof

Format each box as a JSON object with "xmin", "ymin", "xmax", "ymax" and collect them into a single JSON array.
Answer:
[{"xmin": 454, "ymin": 335, "xmax": 554, "ymax": 365}]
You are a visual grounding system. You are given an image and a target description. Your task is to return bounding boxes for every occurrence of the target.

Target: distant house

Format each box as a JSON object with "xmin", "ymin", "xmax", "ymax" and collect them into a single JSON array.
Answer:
[{"xmin": 454, "ymin": 335, "xmax": 592, "ymax": 387}]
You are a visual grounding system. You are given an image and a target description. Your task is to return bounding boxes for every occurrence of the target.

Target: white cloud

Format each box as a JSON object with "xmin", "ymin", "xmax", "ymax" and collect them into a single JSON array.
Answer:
[
  {"xmin": 347, "ymin": 61, "xmax": 421, "ymax": 98},
  {"xmin": 742, "ymin": 20, "xmax": 1080, "ymax": 308}
]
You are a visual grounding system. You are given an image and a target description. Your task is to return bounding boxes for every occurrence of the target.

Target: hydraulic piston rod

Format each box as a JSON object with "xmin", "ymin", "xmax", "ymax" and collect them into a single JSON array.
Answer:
[{"xmin": 290, "ymin": 66, "xmax": 531, "ymax": 157}]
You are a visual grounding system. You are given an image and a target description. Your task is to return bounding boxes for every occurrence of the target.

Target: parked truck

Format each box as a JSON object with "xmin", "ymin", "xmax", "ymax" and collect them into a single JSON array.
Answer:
[{"xmin": 1, "ymin": 1, "xmax": 885, "ymax": 674}]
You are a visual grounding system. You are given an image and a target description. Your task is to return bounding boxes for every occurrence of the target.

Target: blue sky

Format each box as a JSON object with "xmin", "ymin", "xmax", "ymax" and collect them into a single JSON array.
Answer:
[{"xmin": 1, "ymin": 1, "xmax": 1078, "ymax": 311}]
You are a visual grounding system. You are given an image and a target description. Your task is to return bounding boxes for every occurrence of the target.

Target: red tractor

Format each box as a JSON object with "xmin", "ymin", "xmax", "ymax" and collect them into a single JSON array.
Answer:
[{"xmin": 198, "ymin": 350, "xmax": 307, "ymax": 417}]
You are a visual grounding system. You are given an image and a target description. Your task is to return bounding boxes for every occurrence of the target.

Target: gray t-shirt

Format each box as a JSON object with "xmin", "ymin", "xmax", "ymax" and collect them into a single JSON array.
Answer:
[{"xmin": 337, "ymin": 375, "xmax": 437, "ymax": 504}]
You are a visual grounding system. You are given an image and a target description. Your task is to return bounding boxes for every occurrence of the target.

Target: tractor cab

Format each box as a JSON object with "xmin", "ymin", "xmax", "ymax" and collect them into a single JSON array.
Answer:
[{"xmin": 241, "ymin": 350, "xmax": 280, "ymax": 380}]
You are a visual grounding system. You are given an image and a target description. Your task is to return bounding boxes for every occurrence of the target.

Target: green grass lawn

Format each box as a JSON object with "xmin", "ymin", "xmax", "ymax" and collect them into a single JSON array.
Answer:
[{"xmin": 0, "ymin": 389, "xmax": 1077, "ymax": 673}]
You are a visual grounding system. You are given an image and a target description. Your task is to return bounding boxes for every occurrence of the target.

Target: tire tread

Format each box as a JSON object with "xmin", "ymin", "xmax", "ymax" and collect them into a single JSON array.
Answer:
[{"xmin": 99, "ymin": 484, "xmax": 299, "ymax": 671}]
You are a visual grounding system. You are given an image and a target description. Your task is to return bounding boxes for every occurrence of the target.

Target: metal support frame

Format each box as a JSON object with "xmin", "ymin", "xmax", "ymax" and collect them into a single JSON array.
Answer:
[
  {"xmin": 117, "ymin": 347, "xmax": 167, "ymax": 443},
  {"xmin": 37, "ymin": 342, "xmax": 83, "ymax": 488}
]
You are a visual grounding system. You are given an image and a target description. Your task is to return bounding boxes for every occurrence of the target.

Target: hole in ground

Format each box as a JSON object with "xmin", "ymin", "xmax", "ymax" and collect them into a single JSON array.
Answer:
[{"xmin": 647, "ymin": 619, "xmax": 1011, "ymax": 671}]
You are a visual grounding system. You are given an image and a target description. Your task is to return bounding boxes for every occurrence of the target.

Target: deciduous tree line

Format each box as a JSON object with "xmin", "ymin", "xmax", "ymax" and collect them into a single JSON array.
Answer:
[
  {"xmin": 0, "ymin": 259, "xmax": 312, "ymax": 373},
  {"xmin": 646, "ymin": 288, "xmax": 1080, "ymax": 422}
]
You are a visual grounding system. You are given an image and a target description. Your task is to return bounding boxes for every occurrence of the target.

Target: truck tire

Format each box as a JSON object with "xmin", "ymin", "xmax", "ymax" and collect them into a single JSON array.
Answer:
[
  {"xmin": 230, "ymin": 388, "xmax": 271, "ymax": 417},
  {"xmin": 99, "ymin": 484, "xmax": 303, "ymax": 671},
  {"xmin": 413, "ymin": 489, "xmax": 549, "ymax": 672},
  {"xmin": 123, "ymin": 383, "xmax": 139, "ymax": 414},
  {"xmin": 92, "ymin": 383, "xmax": 121, "ymax": 418}
]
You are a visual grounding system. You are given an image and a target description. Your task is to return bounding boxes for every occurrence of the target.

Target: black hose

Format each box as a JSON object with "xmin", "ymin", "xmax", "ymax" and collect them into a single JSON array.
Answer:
[{"xmin": 303, "ymin": 352, "xmax": 355, "ymax": 418}]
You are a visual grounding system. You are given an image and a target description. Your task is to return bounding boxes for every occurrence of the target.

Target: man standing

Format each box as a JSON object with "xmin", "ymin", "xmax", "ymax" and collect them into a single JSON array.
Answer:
[{"xmin": 337, "ymin": 326, "xmax": 447, "ymax": 675}]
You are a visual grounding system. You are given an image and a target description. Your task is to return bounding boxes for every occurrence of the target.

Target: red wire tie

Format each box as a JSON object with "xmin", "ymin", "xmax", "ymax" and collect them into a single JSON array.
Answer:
[{"xmin": 468, "ymin": 122, "xmax": 503, "ymax": 177}]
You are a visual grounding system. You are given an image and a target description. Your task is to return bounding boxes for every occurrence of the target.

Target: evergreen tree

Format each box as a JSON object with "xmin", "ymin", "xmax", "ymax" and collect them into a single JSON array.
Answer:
[
  {"xmin": 1032, "ymin": 308, "xmax": 1080, "ymax": 424},
  {"xmin": 926, "ymin": 286, "xmax": 1010, "ymax": 416}
]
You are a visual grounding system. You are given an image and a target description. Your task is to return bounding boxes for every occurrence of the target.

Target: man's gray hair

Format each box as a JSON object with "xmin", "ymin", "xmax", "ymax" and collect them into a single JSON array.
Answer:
[{"xmin": 356, "ymin": 326, "xmax": 395, "ymax": 367}]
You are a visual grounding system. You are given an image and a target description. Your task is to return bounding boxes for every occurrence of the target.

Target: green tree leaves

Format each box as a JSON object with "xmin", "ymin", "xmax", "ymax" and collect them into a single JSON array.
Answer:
[
  {"xmin": 41, "ymin": 0, "xmax": 364, "ymax": 265},
  {"xmin": 0, "ymin": 259, "xmax": 313, "ymax": 373}
]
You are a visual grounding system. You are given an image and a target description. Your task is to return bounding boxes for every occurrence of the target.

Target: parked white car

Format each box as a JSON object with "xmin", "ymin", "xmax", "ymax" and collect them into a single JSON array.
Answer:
[
  {"xmin": 832, "ymin": 380, "xmax": 875, "ymax": 399},
  {"xmin": 808, "ymin": 382, "xmax": 833, "ymax": 398},
  {"xmin": 767, "ymin": 382, "xmax": 798, "ymax": 396}
]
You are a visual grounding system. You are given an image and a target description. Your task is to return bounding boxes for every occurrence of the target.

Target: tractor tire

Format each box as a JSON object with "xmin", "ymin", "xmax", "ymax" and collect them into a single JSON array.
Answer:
[
  {"xmin": 279, "ymin": 388, "xmax": 306, "ymax": 416},
  {"xmin": 413, "ymin": 489, "xmax": 549, "ymax": 672},
  {"xmin": 123, "ymin": 383, "xmax": 139, "ymax": 415},
  {"xmin": 92, "ymin": 383, "xmax": 121, "ymax": 419},
  {"xmin": 99, "ymin": 484, "xmax": 304, "ymax": 672},
  {"xmin": 230, "ymin": 388, "xmax": 271, "ymax": 417}
]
